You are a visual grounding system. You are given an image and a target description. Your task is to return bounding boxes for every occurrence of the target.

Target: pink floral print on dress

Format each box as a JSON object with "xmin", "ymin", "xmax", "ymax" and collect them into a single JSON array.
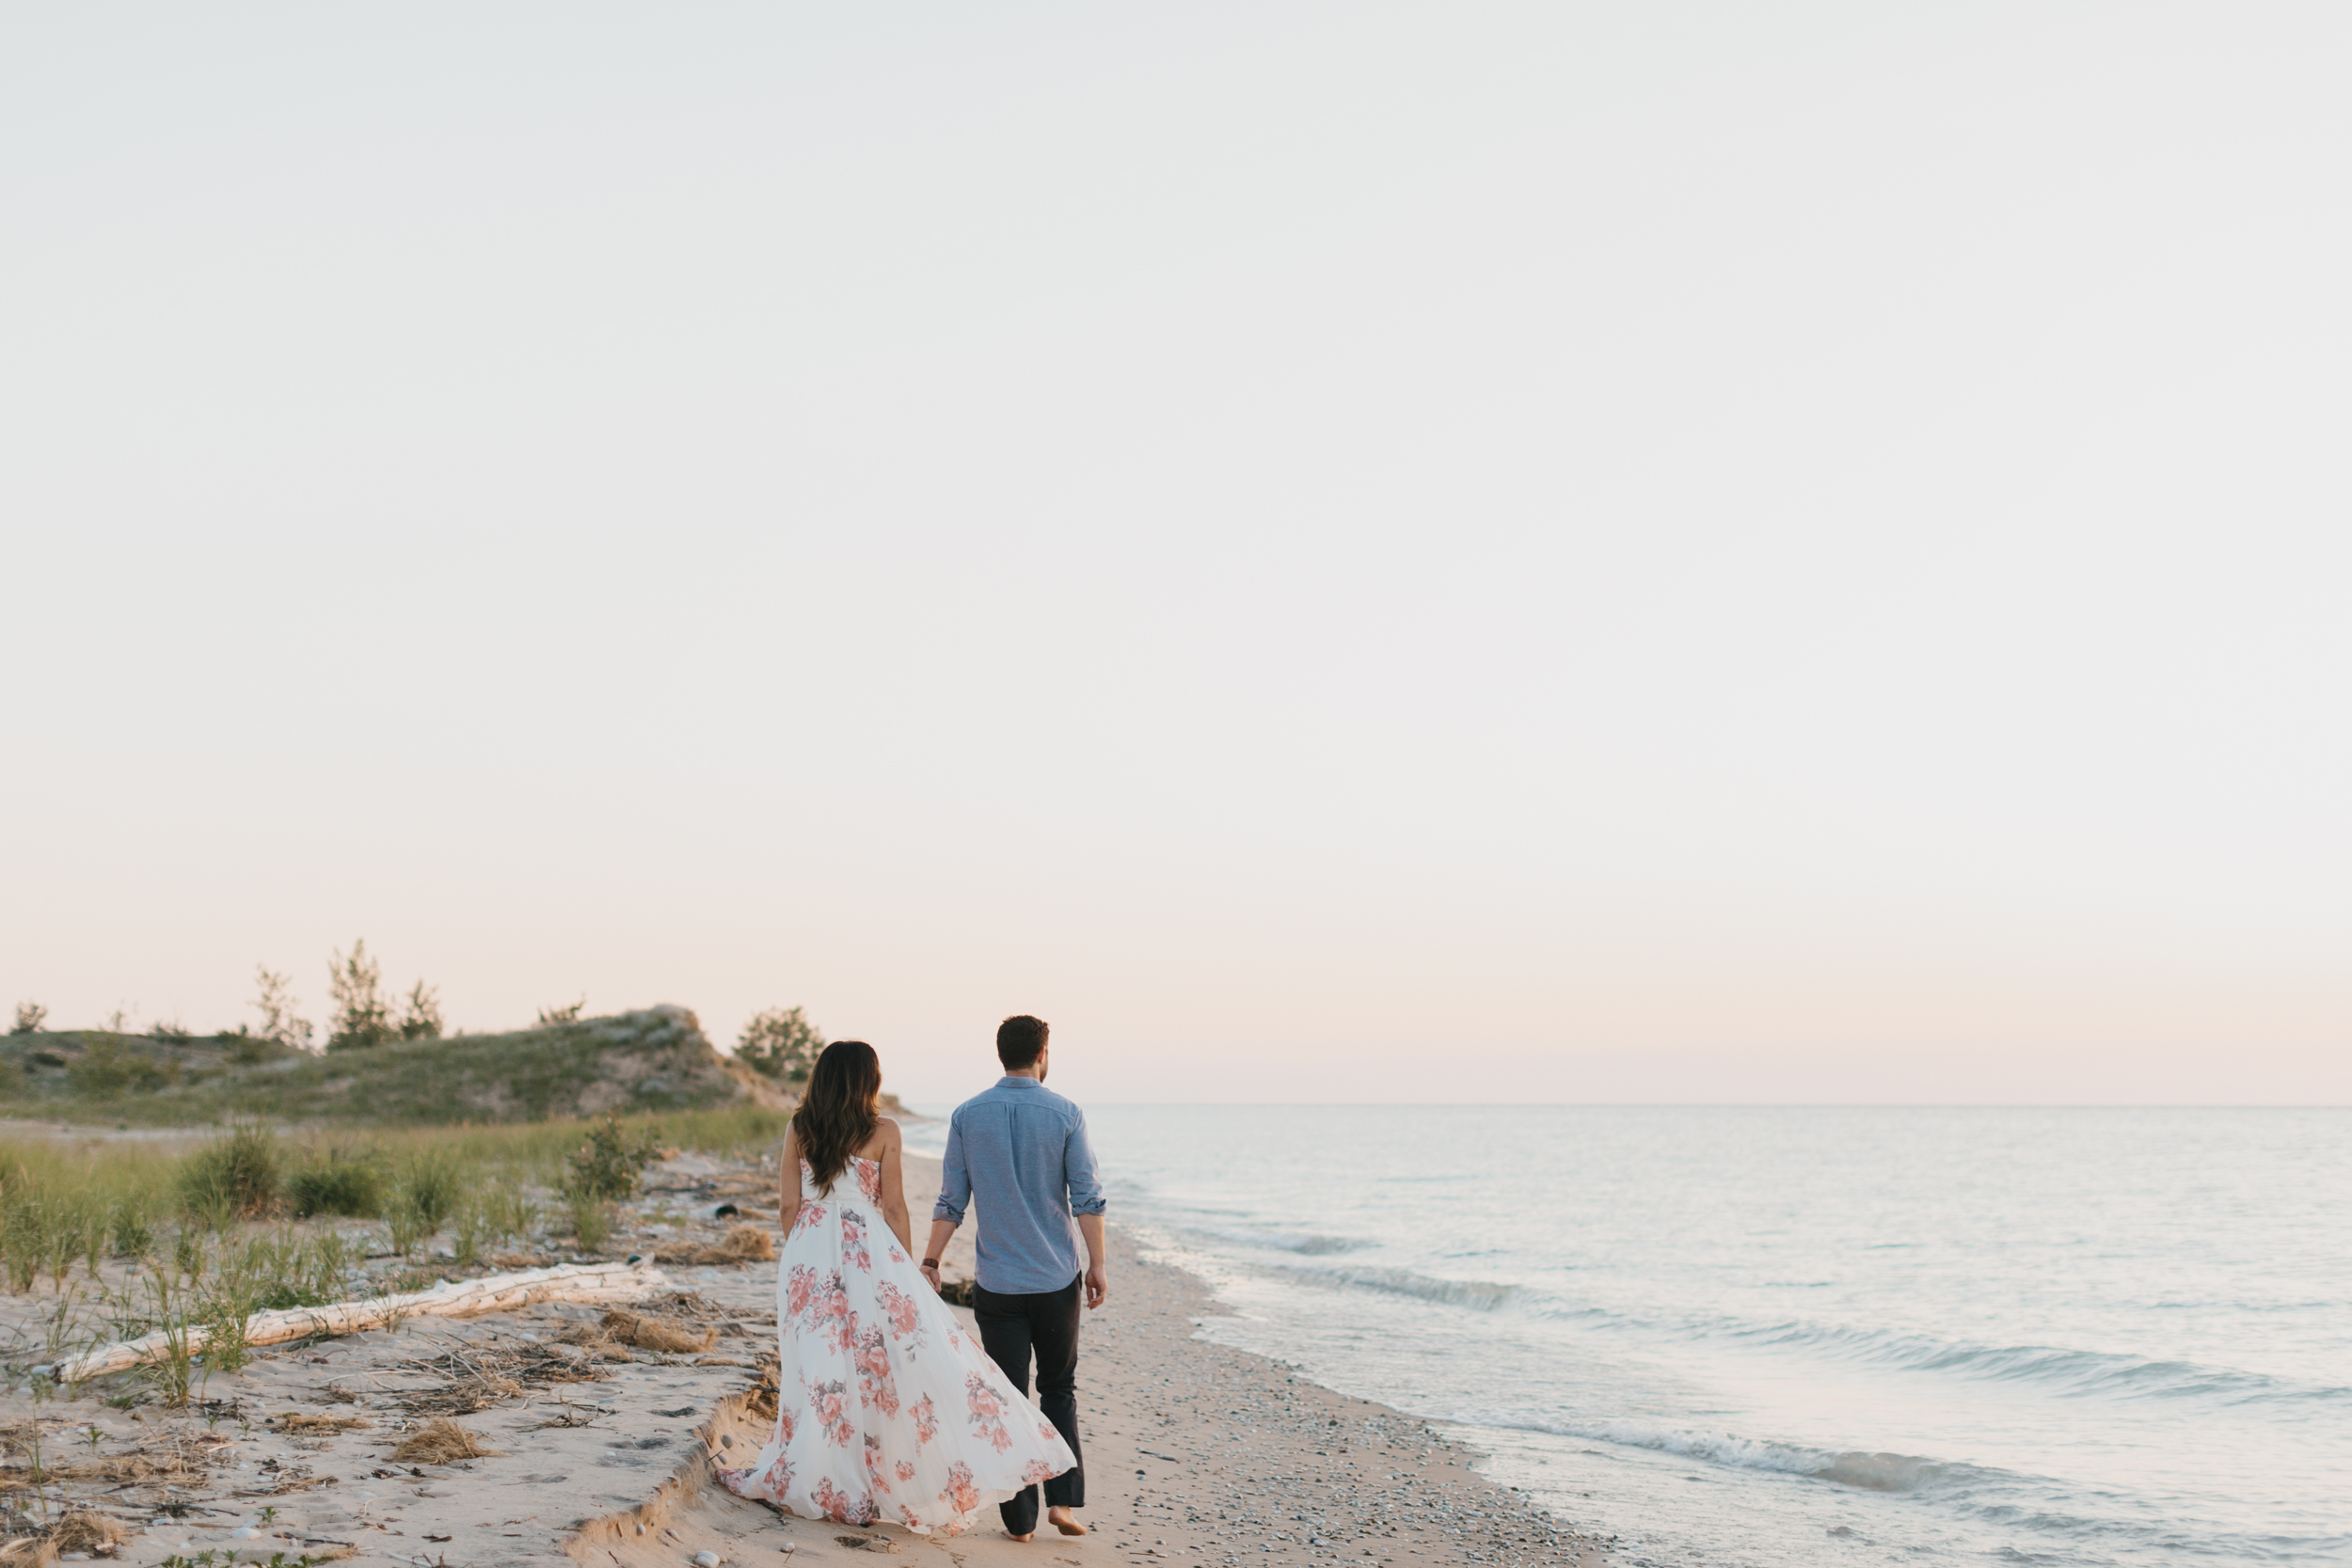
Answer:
[{"xmin": 965, "ymin": 1370, "xmax": 1014, "ymax": 1454}]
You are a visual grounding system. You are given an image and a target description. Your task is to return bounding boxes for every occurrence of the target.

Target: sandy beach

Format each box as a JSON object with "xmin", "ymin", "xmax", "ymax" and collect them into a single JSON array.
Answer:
[{"xmin": 0, "ymin": 1148, "xmax": 1608, "ymax": 1568}]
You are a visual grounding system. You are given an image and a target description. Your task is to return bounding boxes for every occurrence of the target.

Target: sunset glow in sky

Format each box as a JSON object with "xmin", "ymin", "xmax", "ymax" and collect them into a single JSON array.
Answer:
[{"xmin": 5, "ymin": 5, "xmax": 2347, "ymax": 1107}]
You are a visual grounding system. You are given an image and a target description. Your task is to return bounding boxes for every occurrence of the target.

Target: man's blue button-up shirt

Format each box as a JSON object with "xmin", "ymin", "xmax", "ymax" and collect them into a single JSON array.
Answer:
[{"xmin": 932, "ymin": 1075, "xmax": 1106, "ymax": 1295}]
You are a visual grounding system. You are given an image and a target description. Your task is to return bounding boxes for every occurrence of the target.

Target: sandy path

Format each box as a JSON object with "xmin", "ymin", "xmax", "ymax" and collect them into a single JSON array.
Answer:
[{"xmin": 10, "ymin": 1150, "xmax": 1607, "ymax": 1568}]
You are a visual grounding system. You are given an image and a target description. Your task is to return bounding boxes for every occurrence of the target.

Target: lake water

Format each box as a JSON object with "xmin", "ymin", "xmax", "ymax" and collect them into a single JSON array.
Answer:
[{"xmin": 915, "ymin": 1105, "xmax": 2351, "ymax": 1567}]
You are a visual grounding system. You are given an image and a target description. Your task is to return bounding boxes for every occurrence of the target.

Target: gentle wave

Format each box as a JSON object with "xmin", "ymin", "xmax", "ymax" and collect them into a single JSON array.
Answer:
[
  {"xmin": 1708, "ymin": 1317, "xmax": 2352, "ymax": 1408},
  {"xmin": 1181, "ymin": 1224, "xmax": 1374, "ymax": 1257},
  {"xmin": 1261, "ymin": 1250, "xmax": 2341, "ymax": 1405},
  {"xmin": 1269, "ymin": 1260, "xmax": 1521, "ymax": 1311},
  {"xmin": 1475, "ymin": 1414, "xmax": 1986, "ymax": 1495},
  {"xmin": 1470, "ymin": 1289, "xmax": 2351, "ymax": 1409}
]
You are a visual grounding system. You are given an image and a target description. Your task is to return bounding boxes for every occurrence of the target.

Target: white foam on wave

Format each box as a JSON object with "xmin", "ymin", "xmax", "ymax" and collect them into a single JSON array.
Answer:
[
  {"xmin": 1182, "ymin": 1224, "xmax": 1374, "ymax": 1257},
  {"xmin": 1271, "ymin": 1260, "xmax": 1521, "ymax": 1311},
  {"xmin": 1708, "ymin": 1317, "xmax": 2352, "ymax": 1407},
  {"xmin": 1494, "ymin": 1416, "xmax": 1970, "ymax": 1495}
]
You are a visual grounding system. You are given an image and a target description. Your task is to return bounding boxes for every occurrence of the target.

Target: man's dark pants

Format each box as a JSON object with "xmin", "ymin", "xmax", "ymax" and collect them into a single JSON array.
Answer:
[{"xmin": 972, "ymin": 1275, "xmax": 1085, "ymax": 1536}]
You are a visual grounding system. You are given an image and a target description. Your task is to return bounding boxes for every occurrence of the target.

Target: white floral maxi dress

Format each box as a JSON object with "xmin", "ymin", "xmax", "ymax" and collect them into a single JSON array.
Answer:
[{"xmin": 717, "ymin": 1154, "xmax": 1078, "ymax": 1535}]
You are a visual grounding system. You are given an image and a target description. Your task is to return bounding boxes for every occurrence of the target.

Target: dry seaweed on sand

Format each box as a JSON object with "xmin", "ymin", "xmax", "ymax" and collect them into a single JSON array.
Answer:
[
  {"xmin": 50, "ymin": 1511, "xmax": 128, "ymax": 1552},
  {"xmin": 594, "ymin": 1307, "xmax": 716, "ymax": 1354},
  {"xmin": 653, "ymin": 1225, "xmax": 776, "ymax": 1265},
  {"xmin": 2, "ymin": 1446, "xmax": 208, "ymax": 1485},
  {"xmin": 0, "ymin": 1514, "xmax": 121, "ymax": 1568},
  {"xmin": 634, "ymin": 1289, "xmax": 751, "ymax": 1323},
  {"xmin": 550, "ymin": 1322, "xmax": 636, "ymax": 1362},
  {"xmin": 526, "ymin": 1402, "xmax": 601, "ymax": 1431},
  {"xmin": 271, "ymin": 1411, "xmax": 372, "ymax": 1433},
  {"xmin": 235, "ymin": 1457, "xmax": 328, "ymax": 1497},
  {"xmin": 389, "ymin": 1416, "xmax": 503, "ymax": 1465},
  {"xmin": 460, "ymin": 1338, "xmax": 612, "ymax": 1385},
  {"xmin": 60, "ymin": 1450, "xmax": 203, "ymax": 1481},
  {"xmin": 393, "ymin": 1337, "xmax": 610, "ymax": 1411},
  {"xmin": 400, "ymin": 1371, "xmax": 524, "ymax": 1415}
]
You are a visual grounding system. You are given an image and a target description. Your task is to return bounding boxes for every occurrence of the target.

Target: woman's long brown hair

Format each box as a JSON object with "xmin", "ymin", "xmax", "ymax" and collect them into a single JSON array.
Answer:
[{"xmin": 792, "ymin": 1039, "xmax": 882, "ymax": 1192}]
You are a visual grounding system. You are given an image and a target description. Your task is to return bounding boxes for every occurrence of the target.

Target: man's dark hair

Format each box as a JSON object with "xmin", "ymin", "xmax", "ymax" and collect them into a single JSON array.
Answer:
[{"xmin": 996, "ymin": 1014, "xmax": 1049, "ymax": 1070}]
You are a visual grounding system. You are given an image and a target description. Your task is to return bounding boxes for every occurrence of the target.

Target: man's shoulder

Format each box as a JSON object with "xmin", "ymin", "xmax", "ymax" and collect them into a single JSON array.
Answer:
[
  {"xmin": 951, "ymin": 1084, "xmax": 1007, "ymax": 1117},
  {"xmin": 953, "ymin": 1081, "xmax": 1084, "ymax": 1121},
  {"xmin": 1027, "ymin": 1084, "xmax": 1085, "ymax": 1119}
]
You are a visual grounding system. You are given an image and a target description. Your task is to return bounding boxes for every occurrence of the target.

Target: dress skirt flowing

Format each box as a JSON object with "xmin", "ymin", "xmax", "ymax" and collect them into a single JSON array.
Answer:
[{"xmin": 717, "ymin": 1155, "xmax": 1077, "ymax": 1535}]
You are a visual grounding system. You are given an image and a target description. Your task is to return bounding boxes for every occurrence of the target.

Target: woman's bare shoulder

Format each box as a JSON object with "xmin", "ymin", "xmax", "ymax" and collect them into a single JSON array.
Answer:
[{"xmin": 855, "ymin": 1117, "xmax": 902, "ymax": 1161}]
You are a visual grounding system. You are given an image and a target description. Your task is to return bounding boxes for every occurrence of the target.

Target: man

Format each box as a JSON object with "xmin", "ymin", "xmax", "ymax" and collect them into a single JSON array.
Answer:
[{"xmin": 923, "ymin": 1014, "xmax": 1108, "ymax": 1543}]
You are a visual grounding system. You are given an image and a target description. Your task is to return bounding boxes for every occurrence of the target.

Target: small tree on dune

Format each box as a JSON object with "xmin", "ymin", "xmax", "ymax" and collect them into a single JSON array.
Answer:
[
  {"xmin": 251, "ymin": 966, "xmax": 316, "ymax": 1052},
  {"xmin": 326, "ymin": 940, "xmax": 395, "ymax": 1051},
  {"xmin": 737, "ymin": 1006, "xmax": 825, "ymax": 1083},
  {"xmin": 326, "ymin": 942, "xmax": 447, "ymax": 1048},
  {"xmin": 9, "ymin": 1003, "xmax": 45, "ymax": 1036},
  {"xmin": 399, "ymin": 981, "xmax": 444, "ymax": 1040}
]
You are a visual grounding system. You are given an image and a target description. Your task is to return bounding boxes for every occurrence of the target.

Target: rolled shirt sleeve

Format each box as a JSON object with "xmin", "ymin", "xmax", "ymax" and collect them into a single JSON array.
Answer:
[
  {"xmin": 932, "ymin": 1113, "xmax": 971, "ymax": 1225},
  {"xmin": 1064, "ymin": 1110, "xmax": 1106, "ymax": 1217}
]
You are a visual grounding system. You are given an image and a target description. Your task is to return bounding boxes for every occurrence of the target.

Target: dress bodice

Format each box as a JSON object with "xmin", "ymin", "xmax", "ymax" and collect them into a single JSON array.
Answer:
[{"xmin": 802, "ymin": 1152, "xmax": 885, "ymax": 1206}]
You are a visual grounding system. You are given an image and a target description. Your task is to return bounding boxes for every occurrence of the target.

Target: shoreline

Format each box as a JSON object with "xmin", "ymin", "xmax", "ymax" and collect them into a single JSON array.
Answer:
[
  {"xmin": 573, "ymin": 1151, "xmax": 1610, "ymax": 1568},
  {"xmin": 0, "ymin": 1147, "xmax": 1608, "ymax": 1568}
]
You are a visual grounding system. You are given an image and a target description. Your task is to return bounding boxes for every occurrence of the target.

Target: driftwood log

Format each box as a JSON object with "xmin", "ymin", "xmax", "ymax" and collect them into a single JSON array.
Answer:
[{"xmin": 44, "ymin": 1260, "xmax": 673, "ymax": 1383}]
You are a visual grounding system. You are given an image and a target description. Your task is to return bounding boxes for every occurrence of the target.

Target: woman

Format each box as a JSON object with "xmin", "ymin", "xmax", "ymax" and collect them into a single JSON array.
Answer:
[{"xmin": 719, "ymin": 1039, "xmax": 1077, "ymax": 1536}]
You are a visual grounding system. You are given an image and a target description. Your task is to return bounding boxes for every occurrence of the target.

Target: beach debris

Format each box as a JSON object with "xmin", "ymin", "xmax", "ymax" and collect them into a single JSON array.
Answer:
[
  {"xmin": 405, "ymin": 1371, "xmax": 524, "ymax": 1415},
  {"xmin": 654, "ymin": 1225, "xmax": 776, "ymax": 1266},
  {"xmin": 389, "ymin": 1416, "xmax": 504, "ymax": 1465},
  {"xmin": 49, "ymin": 1512, "xmax": 128, "ymax": 1554},
  {"xmin": 46, "ymin": 1260, "xmax": 674, "ymax": 1382},
  {"xmin": 0, "ymin": 1510, "xmax": 130, "ymax": 1568},
  {"xmin": 693, "ymin": 1553, "xmax": 723, "ymax": 1567},
  {"xmin": 398, "ymin": 1339, "xmax": 605, "ymax": 1414},
  {"xmin": 0, "ymin": 1447, "xmax": 206, "ymax": 1484},
  {"xmin": 272, "ymin": 1412, "xmax": 372, "ymax": 1433},
  {"xmin": 597, "ymin": 1307, "xmax": 717, "ymax": 1354}
]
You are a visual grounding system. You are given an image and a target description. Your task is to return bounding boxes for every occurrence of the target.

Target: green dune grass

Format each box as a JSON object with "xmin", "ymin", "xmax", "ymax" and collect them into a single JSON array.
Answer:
[{"xmin": 0, "ymin": 1006, "xmax": 766, "ymax": 1128}]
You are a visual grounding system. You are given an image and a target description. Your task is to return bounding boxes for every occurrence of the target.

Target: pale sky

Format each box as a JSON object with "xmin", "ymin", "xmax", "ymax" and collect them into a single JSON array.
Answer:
[{"xmin": 4, "ymin": 4, "xmax": 2347, "ymax": 1109}]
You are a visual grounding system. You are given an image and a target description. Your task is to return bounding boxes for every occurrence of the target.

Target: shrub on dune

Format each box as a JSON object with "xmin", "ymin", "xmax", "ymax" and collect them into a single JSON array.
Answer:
[
  {"xmin": 287, "ymin": 1148, "xmax": 385, "ymax": 1219},
  {"xmin": 178, "ymin": 1124, "xmax": 282, "ymax": 1219}
]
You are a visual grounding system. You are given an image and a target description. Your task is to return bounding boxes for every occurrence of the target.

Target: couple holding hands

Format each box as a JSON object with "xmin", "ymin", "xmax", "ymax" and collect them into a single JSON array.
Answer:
[{"xmin": 720, "ymin": 1015, "xmax": 1105, "ymax": 1542}]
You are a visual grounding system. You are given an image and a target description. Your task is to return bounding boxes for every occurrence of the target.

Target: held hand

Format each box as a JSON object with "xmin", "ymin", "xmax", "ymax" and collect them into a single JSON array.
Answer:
[
  {"xmin": 1085, "ymin": 1262, "xmax": 1108, "ymax": 1310},
  {"xmin": 921, "ymin": 1261, "xmax": 943, "ymax": 1295}
]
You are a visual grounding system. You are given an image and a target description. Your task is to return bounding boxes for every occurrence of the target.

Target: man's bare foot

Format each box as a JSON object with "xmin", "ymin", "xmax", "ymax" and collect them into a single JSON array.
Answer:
[
  {"xmin": 1004, "ymin": 1532, "xmax": 1034, "ymax": 1544},
  {"xmin": 1048, "ymin": 1508, "xmax": 1089, "ymax": 1537}
]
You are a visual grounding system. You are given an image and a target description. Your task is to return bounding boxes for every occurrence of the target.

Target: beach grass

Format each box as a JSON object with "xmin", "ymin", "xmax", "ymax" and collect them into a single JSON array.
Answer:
[{"xmin": 0, "ymin": 1105, "xmax": 794, "ymax": 1395}]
